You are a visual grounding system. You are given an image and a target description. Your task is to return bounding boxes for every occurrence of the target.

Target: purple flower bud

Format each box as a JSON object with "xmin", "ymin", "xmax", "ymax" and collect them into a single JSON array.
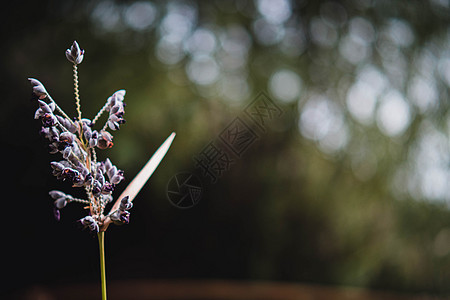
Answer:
[
  {"xmin": 110, "ymin": 210, "xmax": 130, "ymax": 225},
  {"xmin": 65, "ymin": 41, "xmax": 85, "ymax": 65},
  {"xmin": 96, "ymin": 171, "xmax": 105, "ymax": 185},
  {"xmin": 34, "ymin": 100, "xmax": 54, "ymax": 119},
  {"xmin": 61, "ymin": 168, "xmax": 84, "ymax": 187},
  {"xmin": 119, "ymin": 196, "xmax": 133, "ymax": 211},
  {"xmin": 107, "ymin": 120, "xmax": 120, "ymax": 131},
  {"xmin": 62, "ymin": 147, "xmax": 72, "ymax": 159},
  {"xmin": 110, "ymin": 172, "xmax": 124, "ymax": 185},
  {"xmin": 49, "ymin": 190, "xmax": 66, "ymax": 199},
  {"xmin": 92, "ymin": 180, "xmax": 102, "ymax": 197},
  {"xmin": 107, "ymin": 101, "xmax": 126, "ymax": 131},
  {"xmin": 38, "ymin": 100, "xmax": 55, "ymax": 113},
  {"xmin": 83, "ymin": 124, "xmax": 92, "ymax": 141},
  {"xmin": 107, "ymin": 114, "xmax": 126, "ymax": 131},
  {"xmin": 51, "ymin": 161, "xmax": 70, "ymax": 179},
  {"xmin": 89, "ymin": 130, "xmax": 98, "ymax": 148},
  {"xmin": 54, "ymin": 197, "xmax": 68, "ymax": 209},
  {"xmin": 101, "ymin": 182, "xmax": 114, "ymax": 195},
  {"xmin": 72, "ymin": 174, "xmax": 85, "ymax": 187},
  {"xmin": 104, "ymin": 158, "xmax": 113, "ymax": 171},
  {"xmin": 110, "ymin": 195, "xmax": 133, "ymax": 224},
  {"xmin": 41, "ymin": 113, "xmax": 57, "ymax": 127},
  {"xmin": 53, "ymin": 207, "xmax": 61, "ymax": 221},
  {"xmin": 84, "ymin": 173, "xmax": 94, "ymax": 187},
  {"xmin": 59, "ymin": 132, "xmax": 74, "ymax": 144},
  {"xmin": 81, "ymin": 118, "xmax": 93, "ymax": 127},
  {"xmin": 97, "ymin": 131, "xmax": 114, "ymax": 149},
  {"xmin": 56, "ymin": 115, "xmax": 77, "ymax": 133},
  {"xmin": 49, "ymin": 190, "xmax": 73, "ymax": 209},
  {"xmin": 110, "ymin": 103, "xmax": 124, "ymax": 115},
  {"xmin": 79, "ymin": 216, "xmax": 99, "ymax": 232},
  {"xmin": 118, "ymin": 211, "xmax": 130, "ymax": 224},
  {"xmin": 106, "ymin": 90, "xmax": 126, "ymax": 112},
  {"xmin": 40, "ymin": 126, "xmax": 60, "ymax": 142},
  {"xmin": 51, "ymin": 161, "xmax": 65, "ymax": 172},
  {"xmin": 28, "ymin": 78, "xmax": 48, "ymax": 99}
]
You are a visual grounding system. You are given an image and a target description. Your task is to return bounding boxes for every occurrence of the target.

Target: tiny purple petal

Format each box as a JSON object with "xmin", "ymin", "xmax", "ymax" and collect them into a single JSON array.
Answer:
[{"xmin": 53, "ymin": 207, "xmax": 61, "ymax": 221}]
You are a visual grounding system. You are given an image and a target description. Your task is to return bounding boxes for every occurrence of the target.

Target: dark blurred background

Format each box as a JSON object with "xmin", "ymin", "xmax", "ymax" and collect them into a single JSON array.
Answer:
[{"xmin": 2, "ymin": 0, "xmax": 450, "ymax": 298}]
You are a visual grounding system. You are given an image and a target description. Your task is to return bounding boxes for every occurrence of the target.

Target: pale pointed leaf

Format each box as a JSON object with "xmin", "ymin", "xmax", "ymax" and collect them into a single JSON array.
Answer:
[{"xmin": 110, "ymin": 132, "xmax": 176, "ymax": 212}]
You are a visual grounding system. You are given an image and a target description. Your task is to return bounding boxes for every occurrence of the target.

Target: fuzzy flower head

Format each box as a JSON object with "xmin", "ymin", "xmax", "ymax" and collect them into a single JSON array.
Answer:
[
  {"xmin": 29, "ymin": 41, "xmax": 175, "ymax": 234},
  {"xmin": 29, "ymin": 41, "xmax": 129, "ymax": 233}
]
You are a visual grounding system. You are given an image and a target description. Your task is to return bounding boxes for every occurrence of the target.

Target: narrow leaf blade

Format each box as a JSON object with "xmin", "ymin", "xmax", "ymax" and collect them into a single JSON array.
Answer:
[{"xmin": 113, "ymin": 132, "xmax": 176, "ymax": 210}]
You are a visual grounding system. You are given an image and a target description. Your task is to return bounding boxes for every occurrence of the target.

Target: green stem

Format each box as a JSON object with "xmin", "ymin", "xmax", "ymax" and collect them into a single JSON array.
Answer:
[{"xmin": 98, "ymin": 231, "xmax": 107, "ymax": 300}]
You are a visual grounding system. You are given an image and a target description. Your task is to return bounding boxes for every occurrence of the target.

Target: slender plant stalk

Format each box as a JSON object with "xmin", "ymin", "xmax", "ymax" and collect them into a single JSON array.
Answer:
[
  {"xmin": 73, "ymin": 64, "xmax": 82, "ymax": 121},
  {"xmin": 30, "ymin": 41, "xmax": 176, "ymax": 300},
  {"xmin": 98, "ymin": 231, "xmax": 107, "ymax": 300}
]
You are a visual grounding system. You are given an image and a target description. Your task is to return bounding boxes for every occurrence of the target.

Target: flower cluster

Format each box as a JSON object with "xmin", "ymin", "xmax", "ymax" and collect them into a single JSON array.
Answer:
[{"xmin": 29, "ymin": 41, "xmax": 132, "ymax": 233}]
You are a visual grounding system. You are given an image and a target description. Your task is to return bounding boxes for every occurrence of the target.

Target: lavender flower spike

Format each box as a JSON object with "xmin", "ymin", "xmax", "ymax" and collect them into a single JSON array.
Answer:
[{"xmin": 29, "ymin": 40, "xmax": 176, "ymax": 300}]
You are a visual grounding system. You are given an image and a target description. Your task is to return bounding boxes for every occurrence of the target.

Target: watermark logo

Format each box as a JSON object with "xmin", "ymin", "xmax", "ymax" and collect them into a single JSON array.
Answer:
[
  {"xmin": 166, "ymin": 92, "xmax": 283, "ymax": 208},
  {"xmin": 166, "ymin": 172, "xmax": 203, "ymax": 209}
]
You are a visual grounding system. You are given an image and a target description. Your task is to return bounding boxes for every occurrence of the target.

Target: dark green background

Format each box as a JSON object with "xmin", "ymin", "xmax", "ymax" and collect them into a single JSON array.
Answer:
[{"xmin": 2, "ymin": 0, "xmax": 450, "ymax": 297}]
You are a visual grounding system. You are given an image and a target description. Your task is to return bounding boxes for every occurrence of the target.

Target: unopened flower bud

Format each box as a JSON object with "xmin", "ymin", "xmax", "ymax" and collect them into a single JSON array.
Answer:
[
  {"xmin": 80, "ymin": 174, "xmax": 91, "ymax": 188},
  {"xmin": 62, "ymin": 147, "xmax": 72, "ymax": 159},
  {"xmin": 51, "ymin": 161, "xmax": 65, "ymax": 170},
  {"xmin": 106, "ymin": 90, "xmax": 126, "ymax": 111},
  {"xmin": 119, "ymin": 196, "xmax": 133, "ymax": 211},
  {"xmin": 53, "ymin": 208, "xmax": 61, "ymax": 221},
  {"xmin": 79, "ymin": 216, "xmax": 99, "ymax": 232},
  {"xmin": 65, "ymin": 41, "xmax": 85, "ymax": 65},
  {"xmin": 101, "ymin": 182, "xmax": 114, "ymax": 194},
  {"xmin": 83, "ymin": 124, "xmax": 92, "ymax": 141},
  {"xmin": 34, "ymin": 100, "xmax": 55, "ymax": 121},
  {"xmin": 104, "ymin": 158, "xmax": 113, "ymax": 171},
  {"xmin": 97, "ymin": 131, "xmax": 114, "ymax": 149},
  {"xmin": 110, "ymin": 171, "xmax": 124, "ymax": 185},
  {"xmin": 54, "ymin": 198, "xmax": 68, "ymax": 209},
  {"xmin": 40, "ymin": 127, "xmax": 60, "ymax": 142},
  {"xmin": 107, "ymin": 165, "xmax": 117, "ymax": 179},
  {"xmin": 49, "ymin": 190, "xmax": 66, "ymax": 199},
  {"xmin": 96, "ymin": 169, "xmax": 105, "ymax": 184},
  {"xmin": 56, "ymin": 115, "xmax": 77, "ymax": 133},
  {"xmin": 59, "ymin": 132, "xmax": 74, "ymax": 144},
  {"xmin": 89, "ymin": 130, "xmax": 99, "ymax": 148},
  {"xmin": 49, "ymin": 190, "xmax": 73, "ymax": 209},
  {"xmin": 41, "ymin": 113, "xmax": 57, "ymax": 127},
  {"xmin": 111, "ymin": 210, "xmax": 130, "ymax": 225},
  {"xmin": 92, "ymin": 180, "xmax": 102, "ymax": 197},
  {"xmin": 38, "ymin": 100, "xmax": 55, "ymax": 113},
  {"xmin": 28, "ymin": 78, "xmax": 48, "ymax": 99}
]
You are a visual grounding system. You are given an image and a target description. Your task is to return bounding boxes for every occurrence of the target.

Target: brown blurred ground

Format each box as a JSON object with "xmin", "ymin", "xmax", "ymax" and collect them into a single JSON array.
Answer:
[{"xmin": 17, "ymin": 280, "xmax": 449, "ymax": 300}]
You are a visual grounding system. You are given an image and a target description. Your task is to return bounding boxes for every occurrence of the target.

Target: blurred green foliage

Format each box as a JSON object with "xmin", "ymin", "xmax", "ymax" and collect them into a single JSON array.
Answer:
[{"xmin": 3, "ymin": 0, "xmax": 450, "ymax": 296}]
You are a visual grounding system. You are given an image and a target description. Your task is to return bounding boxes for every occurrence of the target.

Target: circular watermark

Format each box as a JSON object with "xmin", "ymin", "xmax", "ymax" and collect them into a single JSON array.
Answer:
[{"xmin": 166, "ymin": 172, "xmax": 202, "ymax": 209}]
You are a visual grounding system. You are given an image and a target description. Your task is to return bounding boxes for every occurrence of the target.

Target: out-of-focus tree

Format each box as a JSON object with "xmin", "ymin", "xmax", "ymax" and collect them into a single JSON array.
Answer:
[{"xmin": 3, "ymin": 0, "xmax": 450, "ymax": 296}]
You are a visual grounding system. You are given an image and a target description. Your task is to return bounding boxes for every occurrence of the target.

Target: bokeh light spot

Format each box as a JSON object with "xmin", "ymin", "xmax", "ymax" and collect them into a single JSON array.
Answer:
[
  {"xmin": 346, "ymin": 81, "xmax": 377, "ymax": 125},
  {"xmin": 256, "ymin": 0, "xmax": 292, "ymax": 24},
  {"xmin": 186, "ymin": 54, "xmax": 220, "ymax": 85},
  {"xmin": 376, "ymin": 90, "xmax": 411, "ymax": 137},
  {"xmin": 299, "ymin": 96, "xmax": 349, "ymax": 153},
  {"xmin": 269, "ymin": 69, "xmax": 302, "ymax": 103},
  {"xmin": 124, "ymin": 1, "xmax": 157, "ymax": 31}
]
